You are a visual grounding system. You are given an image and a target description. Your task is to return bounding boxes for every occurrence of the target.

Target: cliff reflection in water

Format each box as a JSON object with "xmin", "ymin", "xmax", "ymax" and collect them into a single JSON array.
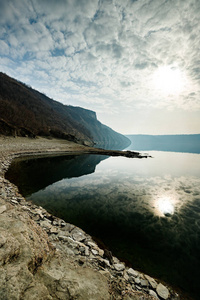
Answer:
[
  {"xmin": 6, "ymin": 151, "xmax": 200, "ymax": 299},
  {"xmin": 6, "ymin": 154, "xmax": 108, "ymax": 196}
]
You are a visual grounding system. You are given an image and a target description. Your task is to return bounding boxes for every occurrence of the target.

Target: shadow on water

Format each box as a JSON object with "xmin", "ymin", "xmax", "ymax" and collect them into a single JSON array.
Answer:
[{"xmin": 6, "ymin": 152, "xmax": 200, "ymax": 299}]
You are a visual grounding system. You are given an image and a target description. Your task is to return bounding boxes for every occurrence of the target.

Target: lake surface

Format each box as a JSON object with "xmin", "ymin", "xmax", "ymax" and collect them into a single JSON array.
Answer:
[{"xmin": 6, "ymin": 151, "xmax": 200, "ymax": 299}]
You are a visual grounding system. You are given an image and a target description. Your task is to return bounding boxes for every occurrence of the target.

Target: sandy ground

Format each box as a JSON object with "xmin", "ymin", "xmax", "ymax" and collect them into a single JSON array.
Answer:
[{"xmin": 0, "ymin": 136, "xmax": 92, "ymax": 176}]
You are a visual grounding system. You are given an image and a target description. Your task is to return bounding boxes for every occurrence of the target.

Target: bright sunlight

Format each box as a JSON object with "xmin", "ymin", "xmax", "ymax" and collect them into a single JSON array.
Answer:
[
  {"xmin": 153, "ymin": 66, "xmax": 185, "ymax": 95},
  {"xmin": 157, "ymin": 196, "xmax": 175, "ymax": 216}
]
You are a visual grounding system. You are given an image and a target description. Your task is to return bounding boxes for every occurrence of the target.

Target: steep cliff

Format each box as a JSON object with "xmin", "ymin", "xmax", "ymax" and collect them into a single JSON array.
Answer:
[{"xmin": 0, "ymin": 72, "xmax": 130, "ymax": 149}]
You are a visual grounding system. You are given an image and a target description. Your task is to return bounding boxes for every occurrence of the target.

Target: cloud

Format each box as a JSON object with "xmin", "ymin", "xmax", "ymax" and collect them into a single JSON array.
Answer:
[{"xmin": 0, "ymin": 0, "xmax": 200, "ymax": 133}]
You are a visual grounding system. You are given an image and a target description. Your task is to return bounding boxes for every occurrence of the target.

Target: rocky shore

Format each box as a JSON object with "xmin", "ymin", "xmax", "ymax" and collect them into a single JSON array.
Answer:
[{"xmin": 0, "ymin": 137, "xmax": 180, "ymax": 299}]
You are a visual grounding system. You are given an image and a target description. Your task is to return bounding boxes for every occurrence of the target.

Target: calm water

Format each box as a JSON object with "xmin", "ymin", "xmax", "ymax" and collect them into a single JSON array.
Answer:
[{"xmin": 6, "ymin": 151, "xmax": 200, "ymax": 299}]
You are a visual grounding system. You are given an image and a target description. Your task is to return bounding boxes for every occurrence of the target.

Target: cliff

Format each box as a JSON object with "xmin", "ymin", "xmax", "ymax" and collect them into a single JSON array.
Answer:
[{"xmin": 0, "ymin": 72, "xmax": 130, "ymax": 149}]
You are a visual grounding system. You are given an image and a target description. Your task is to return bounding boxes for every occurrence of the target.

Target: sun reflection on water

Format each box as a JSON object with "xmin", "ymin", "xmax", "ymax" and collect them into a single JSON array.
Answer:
[{"xmin": 156, "ymin": 196, "xmax": 175, "ymax": 216}]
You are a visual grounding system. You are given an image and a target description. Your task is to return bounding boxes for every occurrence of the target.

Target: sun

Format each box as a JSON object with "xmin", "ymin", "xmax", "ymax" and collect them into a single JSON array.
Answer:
[{"xmin": 153, "ymin": 66, "xmax": 185, "ymax": 95}]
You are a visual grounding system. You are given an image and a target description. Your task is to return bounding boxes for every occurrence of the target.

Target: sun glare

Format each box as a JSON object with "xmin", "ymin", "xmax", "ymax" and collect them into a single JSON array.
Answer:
[
  {"xmin": 153, "ymin": 66, "xmax": 185, "ymax": 95},
  {"xmin": 157, "ymin": 196, "xmax": 174, "ymax": 216}
]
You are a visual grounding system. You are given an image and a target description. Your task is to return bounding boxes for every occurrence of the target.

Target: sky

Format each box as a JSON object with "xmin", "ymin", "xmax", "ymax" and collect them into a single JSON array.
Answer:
[{"xmin": 0, "ymin": 0, "xmax": 200, "ymax": 135}]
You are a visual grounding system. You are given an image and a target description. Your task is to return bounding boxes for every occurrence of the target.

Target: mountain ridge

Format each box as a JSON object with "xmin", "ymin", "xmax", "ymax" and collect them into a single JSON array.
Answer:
[{"xmin": 0, "ymin": 72, "xmax": 130, "ymax": 149}]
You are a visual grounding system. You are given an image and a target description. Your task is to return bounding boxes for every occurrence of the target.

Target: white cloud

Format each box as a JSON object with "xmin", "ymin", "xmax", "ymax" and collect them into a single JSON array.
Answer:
[{"xmin": 0, "ymin": 0, "xmax": 200, "ymax": 133}]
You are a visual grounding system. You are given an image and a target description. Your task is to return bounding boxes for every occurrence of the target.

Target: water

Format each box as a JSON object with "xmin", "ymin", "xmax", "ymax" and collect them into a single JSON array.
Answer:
[{"xmin": 6, "ymin": 151, "xmax": 200, "ymax": 299}]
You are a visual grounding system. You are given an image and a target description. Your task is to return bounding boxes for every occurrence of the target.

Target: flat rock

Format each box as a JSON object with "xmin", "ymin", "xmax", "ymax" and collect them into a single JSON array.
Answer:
[
  {"xmin": 71, "ymin": 228, "xmax": 86, "ymax": 242},
  {"xmin": 91, "ymin": 249, "xmax": 98, "ymax": 256},
  {"xmin": 0, "ymin": 205, "xmax": 7, "ymax": 214},
  {"xmin": 149, "ymin": 289, "xmax": 159, "ymax": 299},
  {"xmin": 127, "ymin": 268, "xmax": 139, "ymax": 277},
  {"xmin": 114, "ymin": 263, "xmax": 125, "ymax": 272},
  {"xmin": 144, "ymin": 274, "xmax": 158, "ymax": 289},
  {"xmin": 50, "ymin": 227, "xmax": 58, "ymax": 234},
  {"xmin": 156, "ymin": 283, "xmax": 169, "ymax": 299},
  {"xmin": 140, "ymin": 279, "xmax": 149, "ymax": 287},
  {"xmin": 134, "ymin": 277, "xmax": 141, "ymax": 284},
  {"xmin": 40, "ymin": 220, "xmax": 52, "ymax": 229},
  {"xmin": 11, "ymin": 199, "xmax": 18, "ymax": 205}
]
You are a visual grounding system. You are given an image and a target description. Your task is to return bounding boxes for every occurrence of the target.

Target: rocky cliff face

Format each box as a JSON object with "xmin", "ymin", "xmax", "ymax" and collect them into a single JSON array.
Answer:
[{"xmin": 0, "ymin": 72, "xmax": 130, "ymax": 149}]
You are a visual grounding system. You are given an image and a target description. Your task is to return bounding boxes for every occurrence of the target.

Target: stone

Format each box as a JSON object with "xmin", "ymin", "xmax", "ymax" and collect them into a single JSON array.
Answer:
[
  {"xmin": 123, "ymin": 272, "xmax": 129, "ymax": 281},
  {"xmin": 21, "ymin": 205, "xmax": 31, "ymax": 211},
  {"xmin": 134, "ymin": 277, "xmax": 141, "ymax": 285},
  {"xmin": 64, "ymin": 223, "xmax": 75, "ymax": 232},
  {"xmin": 144, "ymin": 274, "xmax": 158, "ymax": 289},
  {"xmin": 71, "ymin": 228, "xmax": 86, "ymax": 242},
  {"xmin": 40, "ymin": 220, "xmax": 52, "ymax": 229},
  {"xmin": 140, "ymin": 279, "xmax": 149, "ymax": 287},
  {"xmin": 99, "ymin": 270, "xmax": 111, "ymax": 279},
  {"xmin": 114, "ymin": 263, "xmax": 125, "ymax": 272},
  {"xmin": 149, "ymin": 289, "xmax": 159, "ymax": 299},
  {"xmin": 58, "ymin": 235, "xmax": 70, "ymax": 242},
  {"xmin": 0, "ymin": 205, "xmax": 6, "ymax": 214},
  {"xmin": 87, "ymin": 241, "xmax": 98, "ymax": 249},
  {"xmin": 156, "ymin": 283, "xmax": 169, "ymax": 299},
  {"xmin": 98, "ymin": 248, "xmax": 104, "ymax": 257},
  {"xmin": 85, "ymin": 247, "xmax": 90, "ymax": 256},
  {"xmin": 91, "ymin": 249, "xmax": 98, "ymax": 255},
  {"xmin": 11, "ymin": 199, "xmax": 18, "ymax": 204},
  {"xmin": 50, "ymin": 227, "xmax": 58, "ymax": 234},
  {"xmin": 127, "ymin": 268, "xmax": 139, "ymax": 277},
  {"xmin": 34, "ymin": 208, "xmax": 44, "ymax": 219}
]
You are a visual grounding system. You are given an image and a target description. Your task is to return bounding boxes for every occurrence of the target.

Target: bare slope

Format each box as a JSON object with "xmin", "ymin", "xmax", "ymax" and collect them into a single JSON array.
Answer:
[{"xmin": 0, "ymin": 72, "xmax": 130, "ymax": 149}]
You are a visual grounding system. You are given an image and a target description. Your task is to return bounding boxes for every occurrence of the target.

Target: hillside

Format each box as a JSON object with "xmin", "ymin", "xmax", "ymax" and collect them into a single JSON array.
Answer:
[
  {"xmin": 126, "ymin": 134, "xmax": 200, "ymax": 154},
  {"xmin": 0, "ymin": 72, "xmax": 130, "ymax": 149}
]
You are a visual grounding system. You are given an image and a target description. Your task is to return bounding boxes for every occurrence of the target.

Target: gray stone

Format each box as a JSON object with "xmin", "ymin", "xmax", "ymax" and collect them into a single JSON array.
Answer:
[
  {"xmin": 123, "ymin": 272, "xmax": 129, "ymax": 281},
  {"xmin": 85, "ymin": 247, "xmax": 90, "ymax": 256},
  {"xmin": 11, "ymin": 199, "xmax": 18, "ymax": 204},
  {"xmin": 87, "ymin": 241, "xmax": 98, "ymax": 249},
  {"xmin": 21, "ymin": 205, "xmax": 31, "ymax": 211},
  {"xmin": 58, "ymin": 235, "xmax": 70, "ymax": 242},
  {"xmin": 0, "ymin": 205, "xmax": 6, "ymax": 214},
  {"xmin": 114, "ymin": 263, "xmax": 125, "ymax": 272},
  {"xmin": 134, "ymin": 277, "xmax": 141, "ymax": 284},
  {"xmin": 156, "ymin": 283, "xmax": 169, "ymax": 299},
  {"xmin": 79, "ymin": 246, "xmax": 86, "ymax": 254},
  {"xmin": 144, "ymin": 274, "xmax": 157, "ymax": 289},
  {"xmin": 71, "ymin": 228, "xmax": 86, "ymax": 242},
  {"xmin": 149, "ymin": 290, "xmax": 159, "ymax": 299},
  {"xmin": 40, "ymin": 220, "xmax": 52, "ymax": 229},
  {"xmin": 34, "ymin": 208, "xmax": 44, "ymax": 219},
  {"xmin": 50, "ymin": 227, "xmax": 58, "ymax": 234},
  {"xmin": 140, "ymin": 279, "xmax": 149, "ymax": 287},
  {"xmin": 98, "ymin": 248, "xmax": 104, "ymax": 257},
  {"xmin": 91, "ymin": 249, "xmax": 98, "ymax": 256},
  {"xmin": 127, "ymin": 268, "xmax": 139, "ymax": 277}
]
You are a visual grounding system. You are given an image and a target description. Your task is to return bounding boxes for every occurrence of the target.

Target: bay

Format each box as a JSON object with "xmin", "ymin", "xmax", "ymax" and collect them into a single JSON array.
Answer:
[{"xmin": 6, "ymin": 151, "xmax": 200, "ymax": 299}]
